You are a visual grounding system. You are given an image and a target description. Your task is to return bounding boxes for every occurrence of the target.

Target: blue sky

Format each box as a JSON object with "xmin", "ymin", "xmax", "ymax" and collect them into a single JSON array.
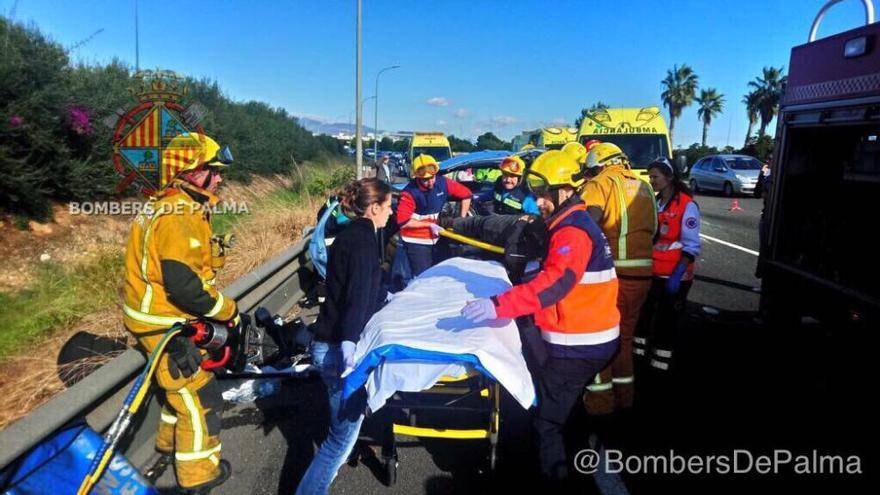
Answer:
[{"xmin": 3, "ymin": 0, "xmax": 869, "ymax": 147}]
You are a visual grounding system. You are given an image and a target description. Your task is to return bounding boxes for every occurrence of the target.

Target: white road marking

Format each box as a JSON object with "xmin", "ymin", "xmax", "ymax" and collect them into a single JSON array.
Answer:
[{"xmin": 699, "ymin": 234, "xmax": 759, "ymax": 256}]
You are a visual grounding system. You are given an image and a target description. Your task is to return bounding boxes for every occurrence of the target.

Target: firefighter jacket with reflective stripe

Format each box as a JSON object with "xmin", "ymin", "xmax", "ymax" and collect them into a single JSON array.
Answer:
[
  {"xmin": 581, "ymin": 165, "xmax": 657, "ymax": 277},
  {"xmin": 123, "ymin": 183, "xmax": 237, "ymax": 349},
  {"xmin": 397, "ymin": 176, "xmax": 471, "ymax": 245},
  {"xmin": 654, "ymin": 191, "xmax": 700, "ymax": 280},
  {"xmin": 492, "ymin": 179, "xmax": 539, "ymax": 215},
  {"xmin": 493, "ymin": 197, "xmax": 620, "ymax": 347}
]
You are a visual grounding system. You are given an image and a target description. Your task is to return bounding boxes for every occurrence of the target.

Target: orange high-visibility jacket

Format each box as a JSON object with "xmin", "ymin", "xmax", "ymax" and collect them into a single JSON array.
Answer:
[
  {"xmin": 494, "ymin": 199, "xmax": 620, "ymax": 346},
  {"xmin": 653, "ymin": 191, "xmax": 700, "ymax": 279}
]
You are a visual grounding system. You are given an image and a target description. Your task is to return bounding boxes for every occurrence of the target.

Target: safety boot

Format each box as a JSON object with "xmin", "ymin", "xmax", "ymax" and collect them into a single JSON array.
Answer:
[{"xmin": 180, "ymin": 460, "xmax": 231, "ymax": 494}]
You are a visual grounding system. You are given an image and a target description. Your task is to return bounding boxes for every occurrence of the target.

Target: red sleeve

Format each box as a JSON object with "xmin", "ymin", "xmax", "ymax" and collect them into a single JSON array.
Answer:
[
  {"xmin": 494, "ymin": 226, "xmax": 592, "ymax": 318},
  {"xmin": 397, "ymin": 191, "xmax": 416, "ymax": 226},
  {"xmin": 445, "ymin": 178, "xmax": 473, "ymax": 200}
]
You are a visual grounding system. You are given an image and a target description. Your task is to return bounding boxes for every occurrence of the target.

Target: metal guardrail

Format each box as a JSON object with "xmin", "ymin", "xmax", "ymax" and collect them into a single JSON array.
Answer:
[{"xmin": 0, "ymin": 234, "xmax": 315, "ymax": 472}]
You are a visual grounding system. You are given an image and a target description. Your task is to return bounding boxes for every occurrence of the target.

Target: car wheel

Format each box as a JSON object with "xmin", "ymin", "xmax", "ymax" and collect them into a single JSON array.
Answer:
[
  {"xmin": 690, "ymin": 179, "xmax": 699, "ymax": 193},
  {"xmin": 723, "ymin": 182, "xmax": 734, "ymax": 197}
]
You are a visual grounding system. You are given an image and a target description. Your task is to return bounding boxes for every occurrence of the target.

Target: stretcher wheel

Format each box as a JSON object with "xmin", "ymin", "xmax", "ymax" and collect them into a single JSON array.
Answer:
[{"xmin": 384, "ymin": 456, "xmax": 398, "ymax": 486}]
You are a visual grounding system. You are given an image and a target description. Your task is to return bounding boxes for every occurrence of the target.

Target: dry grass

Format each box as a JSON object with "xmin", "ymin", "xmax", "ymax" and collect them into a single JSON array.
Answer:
[
  {"xmin": 0, "ymin": 168, "xmax": 347, "ymax": 430},
  {"xmin": 0, "ymin": 203, "xmax": 133, "ymax": 293},
  {"xmin": 0, "ymin": 306, "xmax": 128, "ymax": 428}
]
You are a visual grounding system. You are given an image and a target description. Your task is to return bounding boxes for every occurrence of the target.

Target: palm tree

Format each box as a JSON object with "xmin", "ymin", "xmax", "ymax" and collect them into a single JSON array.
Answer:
[
  {"xmin": 660, "ymin": 64, "xmax": 699, "ymax": 148},
  {"xmin": 742, "ymin": 90, "xmax": 760, "ymax": 147},
  {"xmin": 748, "ymin": 66, "xmax": 787, "ymax": 137},
  {"xmin": 696, "ymin": 88, "xmax": 725, "ymax": 147}
]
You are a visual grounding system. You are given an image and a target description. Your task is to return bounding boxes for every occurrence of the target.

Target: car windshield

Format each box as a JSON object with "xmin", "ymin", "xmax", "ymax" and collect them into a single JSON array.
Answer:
[
  {"xmin": 543, "ymin": 142, "xmax": 567, "ymax": 150},
  {"xmin": 726, "ymin": 158, "xmax": 761, "ymax": 170},
  {"xmin": 579, "ymin": 134, "xmax": 670, "ymax": 169},
  {"xmin": 412, "ymin": 146, "xmax": 451, "ymax": 162}
]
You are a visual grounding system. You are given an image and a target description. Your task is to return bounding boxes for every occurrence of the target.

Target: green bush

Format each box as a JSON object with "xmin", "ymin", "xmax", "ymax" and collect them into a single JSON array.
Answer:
[
  {"xmin": 290, "ymin": 161, "xmax": 356, "ymax": 198},
  {"xmin": 0, "ymin": 18, "xmax": 344, "ymax": 220}
]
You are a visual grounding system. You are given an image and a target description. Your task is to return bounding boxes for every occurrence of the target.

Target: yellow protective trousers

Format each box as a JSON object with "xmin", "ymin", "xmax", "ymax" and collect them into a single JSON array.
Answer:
[
  {"xmin": 152, "ymin": 350, "xmax": 225, "ymax": 488},
  {"xmin": 584, "ymin": 277, "xmax": 651, "ymax": 415}
]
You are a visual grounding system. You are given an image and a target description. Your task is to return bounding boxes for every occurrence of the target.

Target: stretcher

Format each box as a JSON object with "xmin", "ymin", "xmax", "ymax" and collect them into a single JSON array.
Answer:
[
  {"xmin": 341, "ymin": 257, "xmax": 535, "ymax": 484},
  {"xmin": 378, "ymin": 369, "xmax": 500, "ymax": 485}
]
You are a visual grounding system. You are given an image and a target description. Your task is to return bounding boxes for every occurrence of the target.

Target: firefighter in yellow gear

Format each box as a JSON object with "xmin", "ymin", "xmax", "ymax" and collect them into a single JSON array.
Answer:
[
  {"xmin": 122, "ymin": 132, "xmax": 236, "ymax": 493},
  {"xmin": 580, "ymin": 142, "xmax": 657, "ymax": 415}
]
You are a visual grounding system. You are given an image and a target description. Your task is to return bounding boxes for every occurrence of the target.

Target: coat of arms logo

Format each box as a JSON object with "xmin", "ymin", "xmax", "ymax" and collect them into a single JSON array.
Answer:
[{"xmin": 111, "ymin": 70, "xmax": 209, "ymax": 196}]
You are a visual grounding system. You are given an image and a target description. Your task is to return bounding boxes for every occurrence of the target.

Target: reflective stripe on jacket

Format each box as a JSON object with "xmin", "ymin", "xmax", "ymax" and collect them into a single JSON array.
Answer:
[
  {"xmin": 397, "ymin": 176, "xmax": 472, "ymax": 245},
  {"xmin": 494, "ymin": 197, "xmax": 620, "ymax": 346},
  {"xmin": 123, "ymin": 184, "xmax": 237, "ymax": 349},
  {"xmin": 492, "ymin": 179, "xmax": 538, "ymax": 215},
  {"xmin": 654, "ymin": 191, "xmax": 699, "ymax": 279},
  {"xmin": 581, "ymin": 165, "xmax": 656, "ymax": 277}
]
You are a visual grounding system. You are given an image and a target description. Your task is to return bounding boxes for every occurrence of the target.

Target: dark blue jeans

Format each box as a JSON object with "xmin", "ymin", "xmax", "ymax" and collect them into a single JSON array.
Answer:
[
  {"xmin": 404, "ymin": 240, "xmax": 449, "ymax": 278},
  {"xmin": 533, "ymin": 339, "xmax": 619, "ymax": 481},
  {"xmin": 295, "ymin": 342, "xmax": 365, "ymax": 494}
]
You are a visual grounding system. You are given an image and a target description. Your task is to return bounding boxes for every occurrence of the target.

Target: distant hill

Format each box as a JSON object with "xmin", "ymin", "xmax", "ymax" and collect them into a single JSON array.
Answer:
[{"xmin": 296, "ymin": 117, "xmax": 376, "ymax": 136}]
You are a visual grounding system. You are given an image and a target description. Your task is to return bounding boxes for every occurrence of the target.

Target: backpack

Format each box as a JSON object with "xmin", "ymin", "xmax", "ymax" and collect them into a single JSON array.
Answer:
[{"xmin": 309, "ymin": 199, "xmax": 341, "ymax": 279}]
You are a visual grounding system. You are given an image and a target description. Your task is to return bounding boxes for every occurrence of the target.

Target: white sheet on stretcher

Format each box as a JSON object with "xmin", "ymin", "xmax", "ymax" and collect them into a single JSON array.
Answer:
[{"xmin": 341, "ymin": 257, "xmax": 536, "ymax": 411}]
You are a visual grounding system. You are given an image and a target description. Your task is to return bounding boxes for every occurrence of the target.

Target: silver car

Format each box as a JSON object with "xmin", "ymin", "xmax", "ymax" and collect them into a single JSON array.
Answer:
[{"xmin": 688, "ymin": 154, "xmax": 761, "ymax": 196}]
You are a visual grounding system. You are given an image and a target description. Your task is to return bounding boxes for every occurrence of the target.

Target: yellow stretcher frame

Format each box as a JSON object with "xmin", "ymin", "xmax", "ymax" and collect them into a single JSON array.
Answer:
[
  {"xmin": 380, "ymin": 369, "xmax": 501, "ymax": 485},
  {"xmin": 438, "ymin": 229, "xmax": 504, "ymax": 255}
]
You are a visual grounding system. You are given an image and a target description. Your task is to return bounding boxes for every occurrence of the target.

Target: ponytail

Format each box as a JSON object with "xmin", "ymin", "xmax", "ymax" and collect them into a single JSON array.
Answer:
[{"xmin": 339, "ymin": 178, "xmax": 392, "ymax": 218}]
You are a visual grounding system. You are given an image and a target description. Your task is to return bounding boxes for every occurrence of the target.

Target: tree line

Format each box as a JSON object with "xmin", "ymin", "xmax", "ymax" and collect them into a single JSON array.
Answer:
[
  {"xmin": 1, "ymin": 17, "xmax": 343, "ymax": 220},
  {"xmin": 356, "ymin": 132, "xmax": 511, "ymax": 154}
]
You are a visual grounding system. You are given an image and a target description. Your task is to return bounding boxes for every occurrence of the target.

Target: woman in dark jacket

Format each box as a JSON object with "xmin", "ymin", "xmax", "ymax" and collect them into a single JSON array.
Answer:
[{"xmin": 296, "ymin": 178, "xmax": 392, "ymax": 494}]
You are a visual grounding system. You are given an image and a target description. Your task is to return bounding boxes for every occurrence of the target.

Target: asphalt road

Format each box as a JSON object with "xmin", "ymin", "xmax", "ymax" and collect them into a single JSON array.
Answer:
[
  {"xmin": 152, "ymin": 193, "xmax": 871, "ymax": 494},
  {"xmin": 688, "ymin": 194, "xmax": 762, "ymax": 313}
]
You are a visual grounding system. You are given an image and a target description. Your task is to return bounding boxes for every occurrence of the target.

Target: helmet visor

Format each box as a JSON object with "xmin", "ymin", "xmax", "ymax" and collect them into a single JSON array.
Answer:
[
  {"xmin": 413, "ymin": 162, "xmax": 439, "ymax": 178},
  {"xmin": 500, "ymin": 157, "xmax": 524, "ymax": 176},
  {"xmin": 208, "ymin": 145, "xmax": 234, "ymax": 167},
  {"xmin": 525, "ymin": 169, "xmax": 553, "ymax": 197}
]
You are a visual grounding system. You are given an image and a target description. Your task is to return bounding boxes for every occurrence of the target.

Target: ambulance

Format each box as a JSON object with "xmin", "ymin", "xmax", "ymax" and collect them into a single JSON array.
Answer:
[
  {"xmin": 409, "ymin": 132, "xmax": 452, "ymax": 163},
  {"xmin": 577, "ymin": 106, "xmax": 672, "ymax": 179},
  {"xmin": 511, "ymin": 127, "xmax": 578, "ymax": 151}
]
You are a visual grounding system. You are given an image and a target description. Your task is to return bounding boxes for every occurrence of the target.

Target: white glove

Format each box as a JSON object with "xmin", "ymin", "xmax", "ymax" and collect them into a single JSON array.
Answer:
[
  {"xmin": 461, "ymin": 298, "xmax": 497, "ymax": 323},
  {"xmin": 340, "ymin": 340, "xmax": 356, "ymax": 373},
  {"xmin": 428, "ymin": 223, "xmax": 445, "ymax": 236}
]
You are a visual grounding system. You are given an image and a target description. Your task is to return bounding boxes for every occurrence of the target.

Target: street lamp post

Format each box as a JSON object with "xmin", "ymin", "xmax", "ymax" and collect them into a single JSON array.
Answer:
[
  {"xmin": 374, "ymin": 65, "xmax": 400, "ymax": 162},
  {"xmin": 355, "ymin": 0, "xmax": 363, "ymax": 178},
  {"xmin": 361, "ymin": 95, "xmax": 376, "ymax": 165}
]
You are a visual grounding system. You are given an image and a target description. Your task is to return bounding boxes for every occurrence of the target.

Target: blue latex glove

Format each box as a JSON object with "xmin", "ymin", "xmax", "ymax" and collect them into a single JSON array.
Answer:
[
  {"xmin": 461, "ymin": 298, "xmax": 497, "ymax": 323},
  {"xmin": 666, "ymin": 263, "xmax": 688, "ymax": 295},
  {"xmin": 340, "ymin": 340, "xmax": 356, "ymax": 372}
]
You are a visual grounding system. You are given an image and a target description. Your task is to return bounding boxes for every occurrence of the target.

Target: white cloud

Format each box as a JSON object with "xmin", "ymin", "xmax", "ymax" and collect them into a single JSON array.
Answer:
[
  {"xmin": 436, "ymin": 120, "xmax": 448, "ymax": 127},
  {"xmin": 426, "ymin": 97, "xmax": 450, "ymax": 107},
  {"xmin": 551, "ymin": 118, "xmax": 569, "ymax": 126},
  {"xmin": 453, "ymin": 108, "xmax": 469, "ymax": 118},
  {"xmin": 491, "ymin": 115, "xmax": 518, "ymax": 126}
]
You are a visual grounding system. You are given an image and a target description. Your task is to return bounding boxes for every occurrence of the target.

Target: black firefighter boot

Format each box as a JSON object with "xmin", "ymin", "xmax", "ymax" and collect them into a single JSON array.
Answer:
[{"xmin": 181, "ymin": 460, "xmax": 231, "ymax": 495}]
